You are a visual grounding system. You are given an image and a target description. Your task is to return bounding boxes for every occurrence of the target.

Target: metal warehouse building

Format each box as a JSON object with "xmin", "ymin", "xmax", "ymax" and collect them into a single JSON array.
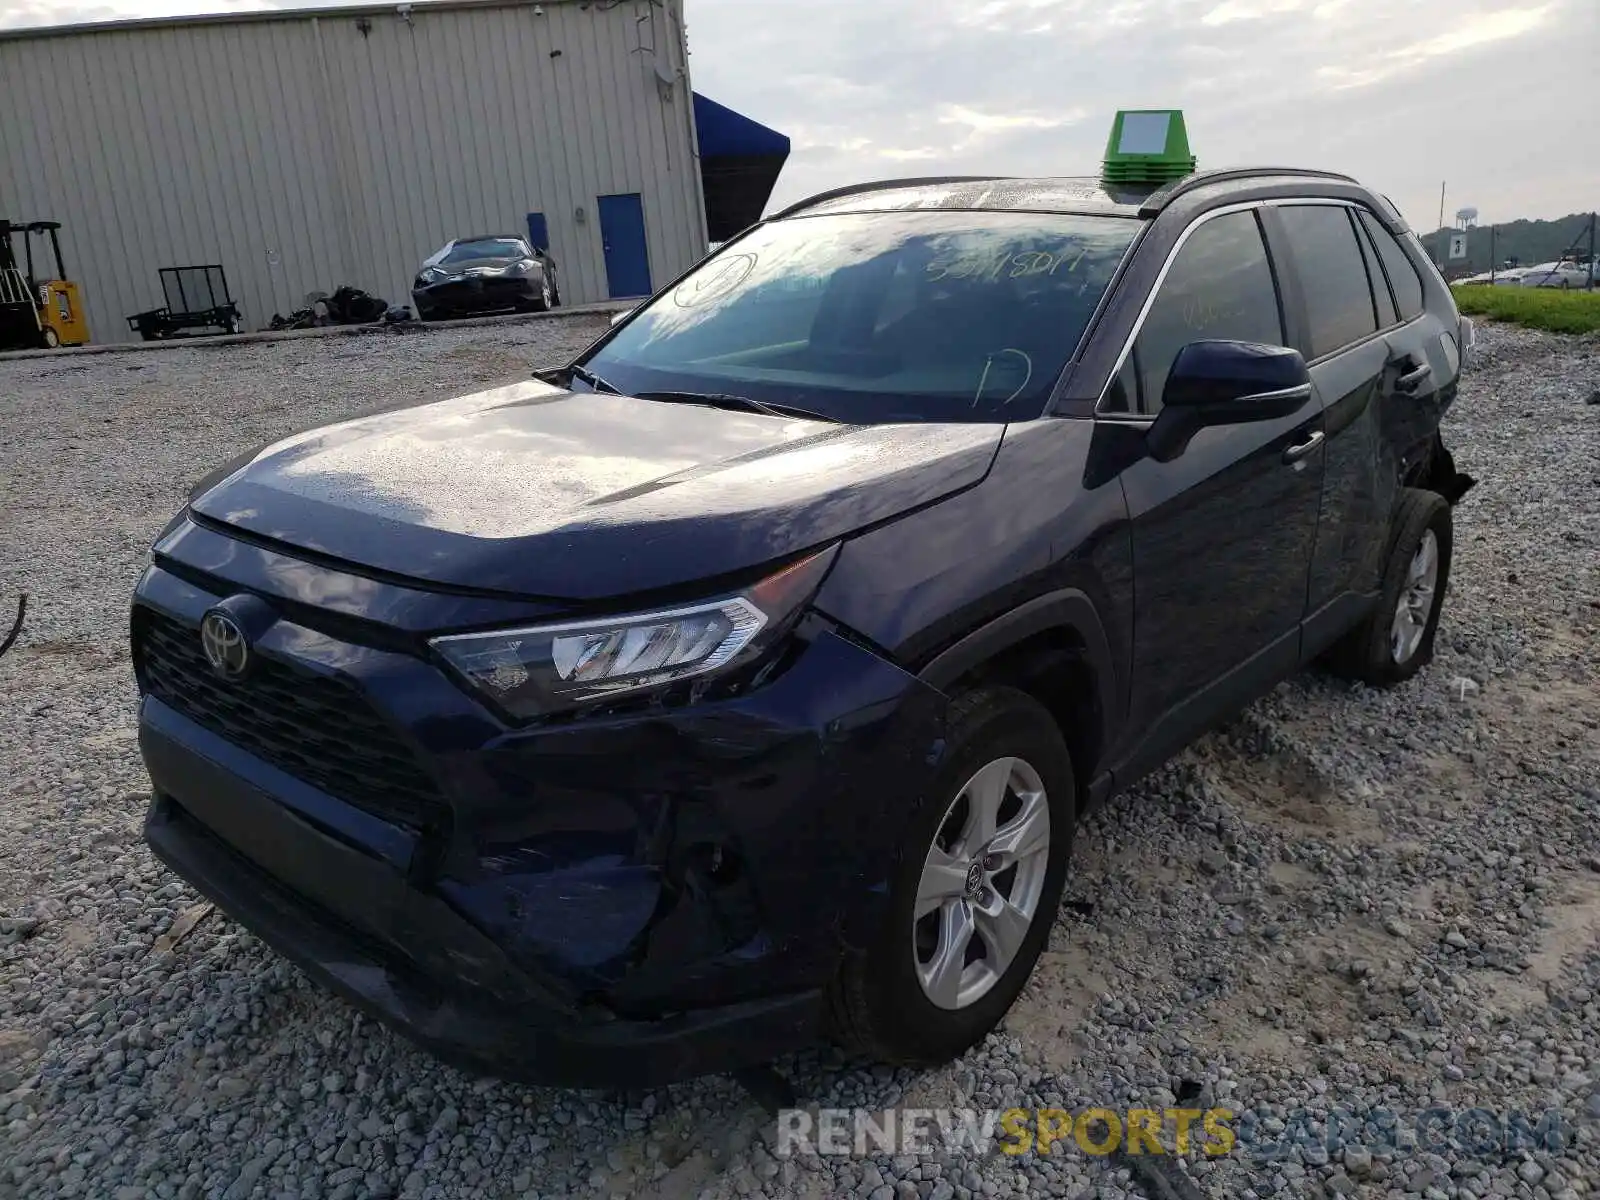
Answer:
[{"xmin": 0, "ymin": 0, "xmax": 790, "ymax": 343}]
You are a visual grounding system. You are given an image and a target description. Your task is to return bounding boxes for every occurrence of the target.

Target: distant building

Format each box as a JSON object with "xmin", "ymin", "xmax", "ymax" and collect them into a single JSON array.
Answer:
[{"xmin": 0, "ymin": 0, "xmax": 789, "ymax": 342}]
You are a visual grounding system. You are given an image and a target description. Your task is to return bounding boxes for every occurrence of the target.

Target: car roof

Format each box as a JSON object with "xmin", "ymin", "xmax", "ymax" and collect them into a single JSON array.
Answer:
[{"xmin": 775, "ymin": 167, "xmax": 1362, "ymax": 222}]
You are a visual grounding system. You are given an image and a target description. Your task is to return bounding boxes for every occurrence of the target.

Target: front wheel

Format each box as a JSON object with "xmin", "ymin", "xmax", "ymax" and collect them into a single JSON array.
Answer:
[
  {"xmin": 1325, "ymin": 487, "xmax": 1453, "ymax": 685},
  {"xmin": 42, "ymin": 327, "xmax": 60, "ymax": 349},
  {"xmin": 828, "ymin": 686, "xmax": 1075, "ymax": 1066}
]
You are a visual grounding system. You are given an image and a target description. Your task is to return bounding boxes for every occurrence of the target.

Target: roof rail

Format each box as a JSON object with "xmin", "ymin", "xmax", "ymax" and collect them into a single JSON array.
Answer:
[
  {"xmin": 1137, "ymin": 166, "xmax": 1360, "ymax": 217},
  {"xmin": 773, "ymin": 177, "xmax": 1011, "ymax": 219}
]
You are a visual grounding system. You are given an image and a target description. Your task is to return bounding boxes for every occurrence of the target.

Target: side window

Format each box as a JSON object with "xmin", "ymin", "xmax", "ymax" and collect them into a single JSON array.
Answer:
[
  {"xmin": 1104, "ymin": 351, "xmax": 1141, "ymax": 414},
  {"xmin": 1353, "ymin": 218, "xmax": 1399, "ymax": 327},
  {"xmin": 1358, "ymin": 210, "xmax": 1425, "ymax": 320},
  {"xmin": 1121, "ymin": 210, "xmax": 1284, "ymax": 414},
  {"xmin": 1277, "ymin": 205, "xmax": 1377, "ymax": 358}
]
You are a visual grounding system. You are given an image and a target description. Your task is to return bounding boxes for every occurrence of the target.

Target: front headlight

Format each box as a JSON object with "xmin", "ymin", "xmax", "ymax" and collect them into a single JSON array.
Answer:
[
  {"xmin": 417, "ymin": 267, "xmax": 446, "ymax": 285},
  {"xmin": 430, "ymin": 546, "xmax": 838, "ymax": 719}
]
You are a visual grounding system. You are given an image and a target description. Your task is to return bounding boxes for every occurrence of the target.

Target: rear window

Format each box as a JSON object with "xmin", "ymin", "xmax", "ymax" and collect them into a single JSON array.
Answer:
[
  {"xmin": 1353, "ymin": 216, "xmax": 1399, "ymax": 328},
  {"xmin": 583, "ymin": 210, "xmax": 1139, "ymax": 423},
  {"xmin": 1277, "ymin": 205, "xmax": 1377, "ymax": 358},
  {"xmin": 1357, "ymin": 210, "xmax": 1425, "ymax": 320}
]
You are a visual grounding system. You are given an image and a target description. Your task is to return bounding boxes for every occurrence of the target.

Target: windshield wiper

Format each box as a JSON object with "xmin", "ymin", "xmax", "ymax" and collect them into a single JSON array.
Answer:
[
  {"xmin": 566, "ymin": 364, "xmax": 621, "ymax": 394},
  {"xmin": 634, "ymin": 390, "xmax": 838, "ymax": 423}
]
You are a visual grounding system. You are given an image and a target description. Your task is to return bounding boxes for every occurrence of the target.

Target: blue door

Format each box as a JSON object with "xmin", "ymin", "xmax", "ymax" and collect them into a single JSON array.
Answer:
[
  {"xmin": 597, "ymin": 193, "xmax": 653, "ymax": 298},
  {"xmin": 525, "ymin": 212, "xmax": 550, "ymax": 252}
]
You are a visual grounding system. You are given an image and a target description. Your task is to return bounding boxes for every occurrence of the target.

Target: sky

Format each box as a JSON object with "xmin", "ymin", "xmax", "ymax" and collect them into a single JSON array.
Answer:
[{"xmin": 2, "ymin": 0, "xmax": 1594, "ymax": 231}]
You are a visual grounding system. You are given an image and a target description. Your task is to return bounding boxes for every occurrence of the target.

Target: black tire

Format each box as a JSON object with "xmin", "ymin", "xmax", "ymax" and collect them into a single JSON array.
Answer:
[
  {"xmin": 42, "ymin": 327, "xmax": 60, "ymax": 349},
  {"xmin": 529, "ymin": 272, "xmax": 554, "ymax": 314},
  {"xmin": 1325, "ymin": 487, "xmax": 1452, "ymax": 686},
  {"xmin": 827, "ymin": 685, "xmax": 1076, "ymax": 1066}
]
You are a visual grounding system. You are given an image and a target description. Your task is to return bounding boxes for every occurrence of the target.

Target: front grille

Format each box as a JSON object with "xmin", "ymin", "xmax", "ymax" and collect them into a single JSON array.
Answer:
[
  {"xmin": 133, "ymin": 606, "xmax": 447, "ymax": 832},
  {"xmin": 435, "ymin": 279, "xmax": 523, "ymax": 301}
]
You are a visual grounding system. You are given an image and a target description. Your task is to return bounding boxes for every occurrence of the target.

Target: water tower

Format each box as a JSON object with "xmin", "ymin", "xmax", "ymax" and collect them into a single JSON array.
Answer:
[{"xmin": 1455, "ymin": 207, "xmax": 1479, "ymax": 229}]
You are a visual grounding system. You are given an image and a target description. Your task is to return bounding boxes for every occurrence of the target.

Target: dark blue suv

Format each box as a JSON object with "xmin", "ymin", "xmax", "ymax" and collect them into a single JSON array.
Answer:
[{"xmin": 134, "ymin": 167, "xmax": 1473, "ymax": 1087}]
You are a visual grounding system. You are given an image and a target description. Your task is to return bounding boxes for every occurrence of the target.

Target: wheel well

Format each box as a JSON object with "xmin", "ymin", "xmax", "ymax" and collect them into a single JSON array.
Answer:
[
  {"xmin": 1403, "ymin": 432, "xmax": 1475, "ymax": 506},
  {"xmin": 950, "ymin": 629, "xmax": 1102, "ymax": 813}
]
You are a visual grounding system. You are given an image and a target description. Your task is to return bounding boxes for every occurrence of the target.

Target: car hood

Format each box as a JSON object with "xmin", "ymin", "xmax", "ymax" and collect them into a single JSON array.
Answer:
[
  {"xmin": 190, "ymin": 381, "xmax": 1004, "ymax": 600},
  {"xmin": 423, "ymin": 258, "xmax": 521, "ymax": 279}
]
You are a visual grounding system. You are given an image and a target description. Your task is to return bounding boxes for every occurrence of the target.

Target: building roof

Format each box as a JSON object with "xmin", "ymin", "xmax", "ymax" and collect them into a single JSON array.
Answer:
[{"xmin": 0, "ymin": 0, "xmax": 584, "ymax": 43}]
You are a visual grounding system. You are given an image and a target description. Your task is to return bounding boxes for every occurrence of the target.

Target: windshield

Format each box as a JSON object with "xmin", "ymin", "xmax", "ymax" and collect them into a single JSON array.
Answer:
[
  {"xmin": 440, "ymin": 238, "xmax": 525, "ymax": 264},
  {"xmin": 582, "ymin": 211, "xmax": 1138, "ymax": 423}
]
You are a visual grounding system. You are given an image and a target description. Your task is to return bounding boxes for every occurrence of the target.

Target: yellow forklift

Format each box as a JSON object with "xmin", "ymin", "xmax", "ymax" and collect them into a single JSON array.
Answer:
[{"xmin": 0, "ymin": 219, "xmax": 89, "ymax": 350}]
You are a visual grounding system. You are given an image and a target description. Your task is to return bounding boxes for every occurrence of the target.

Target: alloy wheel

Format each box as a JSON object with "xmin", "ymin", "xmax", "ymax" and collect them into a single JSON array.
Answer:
[
  {"xmin": 914, "ymin": 756, "xmax": 1051, "ymax": 1010},
  {"xmin": 1390, "ymin": 529, "xmax": 1439, "ymax": 664}
]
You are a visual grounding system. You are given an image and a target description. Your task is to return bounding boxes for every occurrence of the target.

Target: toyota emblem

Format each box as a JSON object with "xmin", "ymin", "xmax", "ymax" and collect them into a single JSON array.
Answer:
[{"xmin": 200, "ymin": 610, "xmax": 250, "ymax": 679}]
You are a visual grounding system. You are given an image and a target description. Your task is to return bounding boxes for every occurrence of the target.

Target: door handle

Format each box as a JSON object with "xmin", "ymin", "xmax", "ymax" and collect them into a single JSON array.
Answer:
[
  {"xmin": 1393, "ymin": 361, "xmax": 1432, "ymax": 395},
  {"xmin": 1282, "ymin": 430, "xmax": 1325, "ymax": 463}
]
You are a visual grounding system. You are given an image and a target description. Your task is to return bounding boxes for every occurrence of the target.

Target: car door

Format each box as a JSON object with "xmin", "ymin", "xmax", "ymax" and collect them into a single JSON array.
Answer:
[
  {"xmin": 1265, "ymin": 202, "xmax": 1433, "ymax": 648},
  {"xmin": 1099, "ymin": 206, "xmax": 1325, "ymax": 775}
]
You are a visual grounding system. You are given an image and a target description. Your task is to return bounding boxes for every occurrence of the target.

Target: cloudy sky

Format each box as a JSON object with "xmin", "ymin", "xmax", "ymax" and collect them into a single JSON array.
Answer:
[{"xmin": 3, "ymin": 0, "xmax": 1593, "ymax": 230}]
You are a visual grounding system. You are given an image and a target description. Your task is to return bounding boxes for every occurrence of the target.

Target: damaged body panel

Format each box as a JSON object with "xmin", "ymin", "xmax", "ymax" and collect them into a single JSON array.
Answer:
[{"xmin": 135, "ymin": 538, "xmax": 949, "ymax": 1086}]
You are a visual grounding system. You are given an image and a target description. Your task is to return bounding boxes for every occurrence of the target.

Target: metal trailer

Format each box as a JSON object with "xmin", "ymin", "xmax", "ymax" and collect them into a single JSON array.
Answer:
[{"xmin": 126, "ymin": 266, "xmax": 243, "ymax": 340}]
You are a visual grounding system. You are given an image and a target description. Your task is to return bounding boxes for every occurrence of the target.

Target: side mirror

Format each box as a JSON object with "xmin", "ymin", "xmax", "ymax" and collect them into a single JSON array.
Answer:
[{"xmin": 1147, "ymin": 340, "xmax": 1310, "ymax": 462}]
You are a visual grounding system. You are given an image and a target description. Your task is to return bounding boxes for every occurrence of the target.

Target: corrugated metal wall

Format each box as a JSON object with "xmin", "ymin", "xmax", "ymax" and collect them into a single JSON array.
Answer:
[{"xmin": 0, "ymin": 0, "xmax": 706, "ymax": 343}]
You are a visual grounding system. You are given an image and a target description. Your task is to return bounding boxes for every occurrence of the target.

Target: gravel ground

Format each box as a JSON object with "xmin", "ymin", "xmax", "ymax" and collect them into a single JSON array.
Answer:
[{"xmin": 1, "ymin": 318, "xmax": 1596, "ymax": 1200}]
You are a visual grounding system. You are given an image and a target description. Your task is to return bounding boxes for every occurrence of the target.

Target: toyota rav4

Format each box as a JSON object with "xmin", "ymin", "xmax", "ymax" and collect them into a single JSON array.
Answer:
[{"xmin": 134, "ymin": 163, "xmax": 1474, "ymax": 1087}]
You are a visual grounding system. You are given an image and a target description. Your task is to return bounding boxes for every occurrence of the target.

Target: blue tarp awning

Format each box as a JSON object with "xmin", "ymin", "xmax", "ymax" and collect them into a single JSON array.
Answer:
[
  {"xmin": 692, "ymin": 93, "xmax": 790, "ymax": 242},
  {"xmin": 694, "ymin": 92, "xmax": 791, "ymax": 160}
]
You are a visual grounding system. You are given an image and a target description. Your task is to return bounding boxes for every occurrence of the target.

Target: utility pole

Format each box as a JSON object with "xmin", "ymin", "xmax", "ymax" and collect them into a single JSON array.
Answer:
[
  {"xmin": 1489, "ymin": 225, "xmax": 1496, "ymax": 284},
  {"xmin": 1588, "ymin": 212, "xmax": 1597, "ymax": 292}
]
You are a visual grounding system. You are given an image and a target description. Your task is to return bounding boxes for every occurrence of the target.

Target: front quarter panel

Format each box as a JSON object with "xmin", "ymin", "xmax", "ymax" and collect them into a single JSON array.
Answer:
[
  {"xmin": 433, "ymin": 629, "xmax": 951, "ymax": 1013},
  {"xmin": 815, "ymin": 417, "xmax": 1134, "ymax": 737}
]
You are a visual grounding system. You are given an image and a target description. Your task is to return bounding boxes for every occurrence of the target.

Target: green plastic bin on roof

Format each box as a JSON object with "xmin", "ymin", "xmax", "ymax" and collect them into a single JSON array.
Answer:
[{"xmin": 1101, "ymin": 110, "xmax": 1197, "ymax": 187}]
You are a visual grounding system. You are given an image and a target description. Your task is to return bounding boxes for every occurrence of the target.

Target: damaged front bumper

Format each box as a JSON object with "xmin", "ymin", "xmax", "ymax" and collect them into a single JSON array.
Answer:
[
  {"xmin": 134, "ymin": 529, "xmax": 949, "ymax": 1086},
  {"xmin": 412, "ymin": 276, "xmax": 539, "ymax": 318}
]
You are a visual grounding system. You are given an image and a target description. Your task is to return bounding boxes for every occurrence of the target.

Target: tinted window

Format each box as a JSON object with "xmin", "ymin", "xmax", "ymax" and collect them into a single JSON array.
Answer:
[
  {"xmin": 1353, "ymin": 218, "xmax": 1399, "ymax": 327},
  {"xmin": 441, "ymin": 238, "xmax": 527, "ymax": 264},
  {"xmin": 1358, "ymin": 210, "xmax": 1425, "ymax": 320},
  {"xmin": 584, "ymin": 211, "xmax": 1138, "ymax": 423},
  {"xmin": 1105, "ymin": 353, "xmax": 1139, "ymax": 414},
  {"xmin": 1278, "ymin": 205, "xmax": 1378, "ymax": 357},
  {"xmin": 1112, "ymin": 210, "xmax": 1283, "ymax": 414}
]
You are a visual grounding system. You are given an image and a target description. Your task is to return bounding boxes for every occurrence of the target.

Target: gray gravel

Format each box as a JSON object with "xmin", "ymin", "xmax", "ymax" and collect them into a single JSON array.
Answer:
[{"xmin": 1, "ymin": 318, "xmax": 1597, "ymax": 1200}]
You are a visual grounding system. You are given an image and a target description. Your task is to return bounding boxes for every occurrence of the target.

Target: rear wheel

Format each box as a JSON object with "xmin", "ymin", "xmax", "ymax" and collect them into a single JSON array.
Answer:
[
  {"xmin": 828, "ymin": 686, "xmax": 1075, "ymax": 1065},
  {"xmin": 1325, "ymin": 487, "xmax": 1452, "ymax": 685}
]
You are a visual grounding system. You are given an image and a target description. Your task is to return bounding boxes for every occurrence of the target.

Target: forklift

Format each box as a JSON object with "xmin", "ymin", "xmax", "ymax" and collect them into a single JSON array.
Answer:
[{"xmin": 0, "ymin": 219, "xmax": 89, "ymax": 350}]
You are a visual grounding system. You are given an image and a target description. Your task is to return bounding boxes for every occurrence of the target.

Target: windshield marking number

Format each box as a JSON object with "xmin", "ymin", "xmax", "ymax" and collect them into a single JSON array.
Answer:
[
  {"xmin": 927, "ymin": 249, "xmax": 1084, "ymax": 283},
  {"xmin": 974, "ymin": 349, "xmax": 1034, "ymax": 407}
]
